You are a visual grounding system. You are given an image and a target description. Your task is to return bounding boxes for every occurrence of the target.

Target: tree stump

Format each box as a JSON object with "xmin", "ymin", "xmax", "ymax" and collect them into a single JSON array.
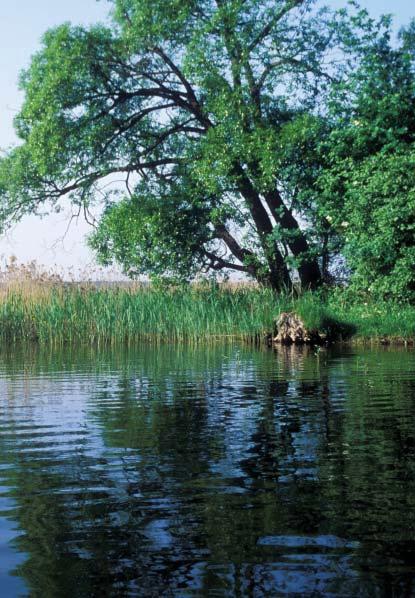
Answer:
[{"xmin": 273, "ymin": 312, "xmax": 322, "ymax": 345}]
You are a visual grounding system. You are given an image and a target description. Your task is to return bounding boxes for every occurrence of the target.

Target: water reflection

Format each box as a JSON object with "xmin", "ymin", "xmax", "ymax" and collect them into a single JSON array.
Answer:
[{"xmin": 0, "ymin": 344, "xmax": 415, "ymax": 596}]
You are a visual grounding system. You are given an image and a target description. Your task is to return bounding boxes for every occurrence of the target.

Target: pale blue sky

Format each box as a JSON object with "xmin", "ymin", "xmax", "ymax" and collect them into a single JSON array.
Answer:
[{"xmin": 1, "ymin": 0, "xmax": 414, "ymax": 274}]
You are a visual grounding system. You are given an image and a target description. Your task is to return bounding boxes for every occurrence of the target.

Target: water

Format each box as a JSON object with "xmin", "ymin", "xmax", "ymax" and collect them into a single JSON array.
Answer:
[{"xmin": 0, "ymin": 344, "xmax": 415, "ymax": 597}]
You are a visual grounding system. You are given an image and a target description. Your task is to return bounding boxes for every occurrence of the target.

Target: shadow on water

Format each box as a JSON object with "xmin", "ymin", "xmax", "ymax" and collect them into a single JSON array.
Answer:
[{"xmin": 0, "ymin": 343, "xmax": 415, "ymax": 596}]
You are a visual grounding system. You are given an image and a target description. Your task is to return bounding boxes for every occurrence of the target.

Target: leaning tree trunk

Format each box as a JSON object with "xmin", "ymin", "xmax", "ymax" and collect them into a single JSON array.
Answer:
[
  {"xmin": 264, "ymin": 189, "xmax": 322, "ymax": 289},
  {"xmin": 242, "ymin": 155, "xmax": 322, "ymax": 290},
  {"xmin": 234, "ymin": 165, "xmax": 292, "ymax": 291}
]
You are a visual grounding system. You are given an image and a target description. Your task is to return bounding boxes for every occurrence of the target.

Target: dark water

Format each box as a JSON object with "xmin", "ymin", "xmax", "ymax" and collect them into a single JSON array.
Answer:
[{"xmin": 1, "ymin": 344, "xmax": 415, "ymax": 597}]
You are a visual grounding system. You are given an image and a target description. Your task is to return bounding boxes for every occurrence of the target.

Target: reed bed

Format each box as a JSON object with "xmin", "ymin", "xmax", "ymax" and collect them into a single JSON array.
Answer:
[
  {"xmin": 0, "ymin": 260, "xmax": 413, "ymax": 344},
  {"xmin": 0, "ymin": 280, "xmax": 281, "ymax": 343}
]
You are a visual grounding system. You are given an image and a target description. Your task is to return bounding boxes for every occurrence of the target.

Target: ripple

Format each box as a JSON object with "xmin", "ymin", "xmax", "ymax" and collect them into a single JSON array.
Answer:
[{"xmin": 0, "ymin": 344, "xmax": 414, "ymax": 596}]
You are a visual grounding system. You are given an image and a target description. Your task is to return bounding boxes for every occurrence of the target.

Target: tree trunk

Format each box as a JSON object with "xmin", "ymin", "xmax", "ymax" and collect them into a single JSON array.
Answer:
[
  {"xmin": 263, "ymin": 189, "xmax": 322, "ymax": 289},
  {"xmin": 233, "ymin": 166, "xmax": 291, "ymax": 291}
]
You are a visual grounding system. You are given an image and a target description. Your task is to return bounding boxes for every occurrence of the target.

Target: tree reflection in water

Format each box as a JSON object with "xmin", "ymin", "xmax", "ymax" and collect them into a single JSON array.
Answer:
[{"xmin": 0, "ymin": 344, "xmax": 414, "ymax": 596}]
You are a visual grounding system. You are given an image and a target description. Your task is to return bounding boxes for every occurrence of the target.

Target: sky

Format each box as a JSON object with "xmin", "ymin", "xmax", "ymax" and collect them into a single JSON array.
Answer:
[
  {"xmin": 0, "ymin": 0, "xmax": 111, "ymax": 276},
  {"xmin": 1, "ymin": 0, "xmax": 414, "ymax": 276}
]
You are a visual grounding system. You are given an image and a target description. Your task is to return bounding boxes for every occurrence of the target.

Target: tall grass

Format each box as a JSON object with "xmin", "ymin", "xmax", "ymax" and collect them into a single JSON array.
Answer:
[
  {"xmin": 0, "ymin": 261, "xmax": 414, "ymax": 344},
  {"xmin": 326, "ymin": 293, "xmax": 415, "ymax": 343},
  {"xmin": 0, "ymin": 280, "xmax": 280, "ymax": 343}
]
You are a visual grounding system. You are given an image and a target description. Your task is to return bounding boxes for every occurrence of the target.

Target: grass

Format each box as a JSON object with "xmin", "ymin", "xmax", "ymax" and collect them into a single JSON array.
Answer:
[
  {"xmin": 326, "ymin": 294, "xmax": 415, "ymax": 344},
  {"xmin": 0, "ymin": 263, "xmax": 413, "ymax": 345},
  {"xmin": 0, "ymin": 281, "xmax": 278, "ymax": 344}
]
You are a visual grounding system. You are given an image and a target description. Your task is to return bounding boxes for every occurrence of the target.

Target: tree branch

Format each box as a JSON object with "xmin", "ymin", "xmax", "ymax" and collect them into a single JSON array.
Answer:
[
  {"xmin": 203, "ymin": 250, "xmax": 250, "ymax": 273},
  {"xmin": 214, "ymin": 224, "xmax": 256, "ymax": 264},
  {"xmin": 248, "ymin": 0, "xmax": 306, "ymax": 53},
  {"xmin": 151, "ymin": 47, "xmax": 199, "ymax": 104},
  {"xmin": 256, "ymin": 56, "xmax": 337, "ymax": 92}
]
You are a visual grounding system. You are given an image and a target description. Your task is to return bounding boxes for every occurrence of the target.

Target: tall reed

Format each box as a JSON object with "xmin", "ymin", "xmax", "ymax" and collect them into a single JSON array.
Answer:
[
  {"xmin": 0, "ymin": 279, "xmax": 281, "ymax": 343},
  {"xmin": 0, "ymin": 260, "xmax": 413, "ymax": 344}
]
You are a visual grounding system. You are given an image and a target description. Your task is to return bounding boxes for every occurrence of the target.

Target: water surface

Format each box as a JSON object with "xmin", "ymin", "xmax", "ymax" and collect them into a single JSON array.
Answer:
[{"xmin": 1, "ymin": 344, "xmax": 415, "ymax": 596}]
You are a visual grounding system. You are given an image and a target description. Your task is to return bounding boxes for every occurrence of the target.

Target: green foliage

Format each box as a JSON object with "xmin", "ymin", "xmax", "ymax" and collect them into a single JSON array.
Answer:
[
  {"xmin": 1, "ymin": 1, "xmax": 414, "ymax": 298},
  {"xmin": 0, "ymin": 0, "xmax": 395, "ymax": 291},
  {"xmin": 315, "ymin": 31, "xmax": 415, "ymax": 300},
  {"xmin": 89, "ymin": 182, "xmax": 212, "ymax": 279},
  {"xmin": 332, "ymin": 150, "xmax": 415, "ymax": 301}
]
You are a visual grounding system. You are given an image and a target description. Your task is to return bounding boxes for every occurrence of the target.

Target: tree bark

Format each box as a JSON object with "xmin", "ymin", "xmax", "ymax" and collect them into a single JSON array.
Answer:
[
  {"xmin": 263, "ymin": 189, "xmax": 322, "ymax": 289},
  {"xmin": 233, "ymin": 165, "xmax": 291, "ymax": 290}
]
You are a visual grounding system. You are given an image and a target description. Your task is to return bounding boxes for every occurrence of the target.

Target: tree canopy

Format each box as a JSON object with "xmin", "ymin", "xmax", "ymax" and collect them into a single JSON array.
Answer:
[
  {"xmin": 1, "ymin": 0, "xmax": 414, "ymax": 297},
  {"xmin": 315, "ymin": 26, "xmax": 415, "ymax": 300}
]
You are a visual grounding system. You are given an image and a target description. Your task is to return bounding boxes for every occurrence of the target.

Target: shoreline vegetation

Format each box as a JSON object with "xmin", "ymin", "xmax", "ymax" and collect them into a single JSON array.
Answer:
[
  {"xmin": 0, "ymin": 265, "xmax": 413, "ymax": 346},
  {"xmin": 1, "ymin": 2, "xmax": 415, "ymax": 347}
]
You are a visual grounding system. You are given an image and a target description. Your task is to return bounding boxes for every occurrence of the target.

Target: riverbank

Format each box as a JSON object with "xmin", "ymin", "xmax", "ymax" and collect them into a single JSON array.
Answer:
[{"xmin": 0, "ymin": 282, "xmax": 414, "ymax": 345}]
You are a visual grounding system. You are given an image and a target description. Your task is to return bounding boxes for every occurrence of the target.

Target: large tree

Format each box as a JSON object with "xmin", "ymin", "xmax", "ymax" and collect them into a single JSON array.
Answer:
[
  {"xmin": 0, "ymin": 0, "xmax": 391, "ymax": 289},
  {"xmin": 314, "ymin": 25, "xmax": 415, "ymax": 301}
]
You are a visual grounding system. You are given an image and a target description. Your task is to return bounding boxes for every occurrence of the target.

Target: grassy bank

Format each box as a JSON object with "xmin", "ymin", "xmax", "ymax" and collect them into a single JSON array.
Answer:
[
  {"xmin": 0, "ymin": 283, "xmax": 277, "ymax": 343},
  {"xmin": 0, "ymin": 278, "xmax": 414, "ymax": 344}
]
